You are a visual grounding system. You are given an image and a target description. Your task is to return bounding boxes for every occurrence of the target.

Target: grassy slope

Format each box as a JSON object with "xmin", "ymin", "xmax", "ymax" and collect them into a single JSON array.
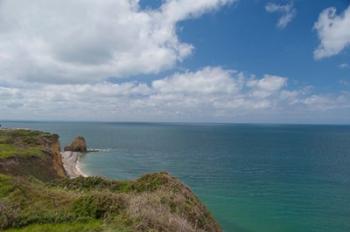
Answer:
[
  {"xmin": 0, "ymin": 173, "xmax": 220, "ymax": 232},
  {"xmin": 4, "ymin": 221, "xmax": 103, "ymax": 232},
  {"xmin": 0, "ymin": 130, "xmax": 51, "ymax": 159},
  {"xmin": 0, "ymin": 129, "xmax": 221, "ymax": 232}
]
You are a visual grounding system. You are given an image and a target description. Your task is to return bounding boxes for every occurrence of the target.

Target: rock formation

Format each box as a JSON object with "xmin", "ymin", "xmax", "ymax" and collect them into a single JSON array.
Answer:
[{"xmin": 64, "ymin": 136, "xmax": 87, "ymax": 152}]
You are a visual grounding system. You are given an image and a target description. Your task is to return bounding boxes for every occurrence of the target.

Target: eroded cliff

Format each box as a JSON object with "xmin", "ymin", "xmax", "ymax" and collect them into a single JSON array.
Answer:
[{"xmin": 0, "ymin": 129, "xmax": 66, "ymax": 181}]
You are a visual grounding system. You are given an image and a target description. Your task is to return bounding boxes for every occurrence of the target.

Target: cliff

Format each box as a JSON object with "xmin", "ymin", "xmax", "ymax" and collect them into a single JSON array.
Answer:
[
  {"xmin": 0, "ymin": 129, "xmax": 222, "ymax": 232},
  {"xmin": 0, "ymin": 129, "xmax": 65, "ymax": 181}
]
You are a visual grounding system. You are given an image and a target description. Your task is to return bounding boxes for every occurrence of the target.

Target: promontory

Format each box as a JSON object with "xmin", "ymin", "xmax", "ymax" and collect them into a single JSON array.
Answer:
[{"xmin": 0, "ymin": 128, "xmax": 221, "ymax": 232}]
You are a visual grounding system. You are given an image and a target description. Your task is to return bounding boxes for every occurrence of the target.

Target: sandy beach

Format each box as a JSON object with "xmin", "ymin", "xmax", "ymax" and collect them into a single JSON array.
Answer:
[{"xmin": 61, "ymin": 151, "xmax": 87, "ymax": 178}]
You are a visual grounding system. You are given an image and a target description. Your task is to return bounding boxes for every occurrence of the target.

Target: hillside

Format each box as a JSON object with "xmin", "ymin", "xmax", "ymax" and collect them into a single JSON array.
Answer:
[{"xmin": 0, "ymin": 129, "xmax": 221, "ymax": 232}]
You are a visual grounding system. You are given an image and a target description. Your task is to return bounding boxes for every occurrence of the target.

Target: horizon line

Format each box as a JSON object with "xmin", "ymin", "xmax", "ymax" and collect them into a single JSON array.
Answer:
[{"xmin": 1, "ymin": 119, "xmax": 350, "ymax": 127}]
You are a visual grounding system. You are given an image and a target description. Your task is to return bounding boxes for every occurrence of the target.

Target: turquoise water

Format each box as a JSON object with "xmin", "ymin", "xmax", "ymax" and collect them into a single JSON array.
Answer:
[{"xmin": 3, "ymin": 122, "xmax": 350, "ymax": 232}]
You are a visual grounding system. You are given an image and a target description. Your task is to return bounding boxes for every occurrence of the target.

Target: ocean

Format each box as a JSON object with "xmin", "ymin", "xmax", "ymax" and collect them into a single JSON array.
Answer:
[{"xmin": 3, "ymin": 121, "xmax": 350, "ymax": 232}]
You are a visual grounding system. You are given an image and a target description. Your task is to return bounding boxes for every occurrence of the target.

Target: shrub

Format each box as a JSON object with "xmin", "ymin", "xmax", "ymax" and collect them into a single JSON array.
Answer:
[
  {"xmin": 72, "ymin": 193, "xmax": 126, "ymax": 219},
  {"xmin": 0, "ymin": 175, "xmax": 15, "ymax": 197}
]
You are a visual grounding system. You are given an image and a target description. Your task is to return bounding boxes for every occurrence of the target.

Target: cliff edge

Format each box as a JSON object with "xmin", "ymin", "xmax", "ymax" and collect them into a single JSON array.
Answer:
[
  {"xmin": 0, "ymin": 129, "xmax": 222, "ymax": 232},
  {"xmin": 0, "ymin": 129, "xmax": 65, "ymax": 181}
]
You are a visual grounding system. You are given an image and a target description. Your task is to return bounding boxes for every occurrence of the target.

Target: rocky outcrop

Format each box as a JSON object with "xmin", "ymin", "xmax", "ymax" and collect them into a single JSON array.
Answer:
[{"xmin": 64, "ymin": 136, "xmax": 87, "ymax": 152}]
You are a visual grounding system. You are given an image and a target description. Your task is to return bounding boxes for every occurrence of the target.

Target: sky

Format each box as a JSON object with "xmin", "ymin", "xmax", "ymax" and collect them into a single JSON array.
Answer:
[{"xmin": 1, "ymin": 0, "xmax": 350, "ymax": 123}]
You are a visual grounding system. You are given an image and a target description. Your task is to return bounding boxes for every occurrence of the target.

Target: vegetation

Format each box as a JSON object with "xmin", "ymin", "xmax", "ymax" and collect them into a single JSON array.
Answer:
[
  {"xmin": 0, "ymin": 173, "xmax": 220, "ymax": 231},
  {"xmin": 0, "ymin": 129, "xmax": 52, "ymax": 159},
  {"xmin": 4, "ymin": 220, "xmax": 103, "ymax": 232},
  {"xmin": 0, "ymin": 129, "xmax": 221, "ymax": 232}
]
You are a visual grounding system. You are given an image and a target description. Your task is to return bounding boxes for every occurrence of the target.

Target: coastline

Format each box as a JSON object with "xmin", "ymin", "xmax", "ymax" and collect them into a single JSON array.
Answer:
[
  {"xmin": 76, "ymin": 157, "xmax": 88, "ymax": 177},
  {"xmin": 61, "ymin": 151, "xmax": 88, "ymax": 178},
  {"xmin": 0, "ymin": 128, "xmax": 223, "ymax": 231}
]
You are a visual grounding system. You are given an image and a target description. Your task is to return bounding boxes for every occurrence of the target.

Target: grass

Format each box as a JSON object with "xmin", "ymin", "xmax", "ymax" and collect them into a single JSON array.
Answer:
[
  {"xmin": 0, "ymin": 173, "xmax": 220, "ymax": 231},
  {"xmin": 0, "ymin": 129, "xmax": 52, "ymax": 159},
  {"xmin": 0, "ymin": 144, "xmax": 43, "ymax": 159},
  {"xmin": 51, "ymin": 172, "xmax": 170, "ymax": 193},
  {"xmin": 0, "ymin": 174, "xmax": 15, "ymax": 198},
  {"xmin": 4, "ymin": 220, "xmax": 103, "ymax": 232},
  {"xmin": 0, "ymin": 173, "xmax": 159, "ymax": 231}
]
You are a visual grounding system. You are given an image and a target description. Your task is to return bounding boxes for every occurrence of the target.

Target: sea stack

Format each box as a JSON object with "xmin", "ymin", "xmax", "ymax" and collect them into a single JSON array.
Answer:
[{"xmin": 64, "ymin": 136, "xmax": 87, "ymax": 152}]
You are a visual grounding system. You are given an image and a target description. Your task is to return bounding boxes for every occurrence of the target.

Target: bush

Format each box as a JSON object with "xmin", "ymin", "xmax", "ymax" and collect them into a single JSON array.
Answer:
[
  {"xmin": 72, "ymin": 193, "xmax": 126, "ymax": 219},
  {"xmin": 3, "ymin": 220, "xmax": 103, "ymax": 232},
  {"xmin": 0, "ymin": 175, "xmax": 15, "ymax": 197}
]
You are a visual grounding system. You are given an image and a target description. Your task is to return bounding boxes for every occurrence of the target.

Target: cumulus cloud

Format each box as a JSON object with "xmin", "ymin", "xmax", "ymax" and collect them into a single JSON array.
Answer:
[
  {"xmin": 152, "ymin": 67, "xmax": 241, "ymax": 94},
  {"xmin": 1, "ymin": 1, "xmax": 349, "ymax": 123},
  {"xmin": 0, "ymin": 0, "xmax": 234, "ymax": 84},
  {"xmin": 314, "ymin": 5, "xmax": 350, "ymax": 59},
  {"xmin": 247, "ymin": 75, "xmax": 287, "ymax": 98},
  {"xmin": 265, "ymin": 1, "xmax": 296, "ymax": 29},
  {"xmin": 1, "ymin": 66, "xmax": 349, "ymax": 122}
]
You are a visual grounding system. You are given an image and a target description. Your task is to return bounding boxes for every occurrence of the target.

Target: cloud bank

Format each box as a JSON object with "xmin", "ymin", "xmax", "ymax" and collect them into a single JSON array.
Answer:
[
  {"xmin": 0, "ymin": 0, "xmax": 234, "ymax": 84},
  {"xmin": 1, "ymin": 66, "xmax": 349, "ymax": 122}
]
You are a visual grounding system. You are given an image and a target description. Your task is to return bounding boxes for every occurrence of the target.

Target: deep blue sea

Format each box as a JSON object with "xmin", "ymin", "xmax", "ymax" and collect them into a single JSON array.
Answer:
[{"xmin": 3, "ymin": 121, "xmax": 350, "ymax": 232}]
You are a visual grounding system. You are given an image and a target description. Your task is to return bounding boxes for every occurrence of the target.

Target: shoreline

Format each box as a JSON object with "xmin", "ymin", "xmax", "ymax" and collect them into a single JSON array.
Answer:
[{"xmin": 61, "ymin": 151, "xmax": 88, "ymax": 178}]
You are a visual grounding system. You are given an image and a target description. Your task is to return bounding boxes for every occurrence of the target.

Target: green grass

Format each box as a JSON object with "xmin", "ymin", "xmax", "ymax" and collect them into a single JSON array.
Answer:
[
  {"xmin": 0, "ymin": 172, "xmax": 220, "ymax": 231},
  {"xmin": 0, "ymin": 129, "xmax": 51, "ymax": 159},
  {"xmin": 0, "ymin": 144, "xmax": 43, "ymax": 159},
  {"xmin": 0, "ymin": 174, "xmax": 133, "ymax": 231},
  {"xmin": 0, "ymin": 174, "xmax": 15, "ymax": 197},
  {"xmin": 4, "ymin": 220, "xmax": 103, "ymax": 232},
  {"xmin": 51, "ymin": 172, "xmax": 171, "ymax": 194}
]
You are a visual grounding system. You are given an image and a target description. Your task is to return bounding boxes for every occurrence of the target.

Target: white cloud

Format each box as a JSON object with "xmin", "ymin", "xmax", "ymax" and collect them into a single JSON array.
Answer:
[
  {"xmin": 1, "ymin": 66, "xmax": 349, "ymax": 122},
  {"xmin": 247, "ymin": 75, "xmax": 287, "ymax": 98},
  {"xmin": 0, "ymin": 0, "xmax": 234, "ymax": 84},
  {"xmin": 0, "ymin": 1, "xmax": 349, "ymax": 123},
  {"xmin": 152, "ymin": 67, "xmax": 242, "ymax": 94},
  {"xmin": 302, "ymin": 94, "xmax": 350, "ymax": 110},
  {"xmin": 265, "ymin": 1, "xmax": 296, "ymax": 29},
  {"xmin": 314, "ymin": 5, "xmax": 350, "ymax": 59}
]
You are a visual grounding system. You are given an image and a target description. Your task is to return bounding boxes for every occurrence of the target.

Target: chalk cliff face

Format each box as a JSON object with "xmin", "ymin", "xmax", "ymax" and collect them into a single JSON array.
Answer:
[{"xmin": 0, "ymin": 129, "xmax": 222, "ymax": 232}]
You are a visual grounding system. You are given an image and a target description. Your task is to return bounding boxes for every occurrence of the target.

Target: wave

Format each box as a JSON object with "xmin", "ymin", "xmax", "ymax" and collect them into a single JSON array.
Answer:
[{"xmin": 88, "ymin": 148, "xmax": 112, "ymax": 152}]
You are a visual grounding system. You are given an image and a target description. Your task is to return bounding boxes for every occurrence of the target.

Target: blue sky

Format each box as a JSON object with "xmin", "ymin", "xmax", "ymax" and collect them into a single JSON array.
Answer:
[
  {"xmin": 172, "ymin": 0, "xmax": 350, "ymax": 91},
  {"xmin": 1, "ymin": 0, "xmax": 350, "ymax": 123}
]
